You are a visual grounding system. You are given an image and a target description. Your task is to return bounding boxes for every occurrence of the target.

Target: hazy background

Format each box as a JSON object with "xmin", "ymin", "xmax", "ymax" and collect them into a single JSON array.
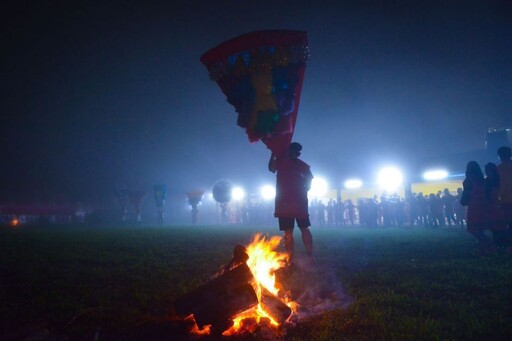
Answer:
[{"xmin": 1, "ymin": 0, "xmax": 511, "ymax": 210}]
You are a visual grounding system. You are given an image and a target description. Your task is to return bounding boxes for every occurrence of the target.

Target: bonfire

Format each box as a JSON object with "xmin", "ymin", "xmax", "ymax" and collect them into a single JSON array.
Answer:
[{"xmin": 174, "ymin": 233, "xmax": 298, "ymax": 337}]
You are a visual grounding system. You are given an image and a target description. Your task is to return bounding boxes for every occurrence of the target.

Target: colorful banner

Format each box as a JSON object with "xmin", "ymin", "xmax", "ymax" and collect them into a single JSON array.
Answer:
[{"xmin": 201, "ymin": 30, "xmax": 309, "ymax": 155}]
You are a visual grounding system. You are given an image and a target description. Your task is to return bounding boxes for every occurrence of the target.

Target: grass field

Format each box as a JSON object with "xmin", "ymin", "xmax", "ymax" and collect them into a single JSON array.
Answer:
[{"xmin": 1, "ymin": 223, "xmax": 511, "ymax": 340}]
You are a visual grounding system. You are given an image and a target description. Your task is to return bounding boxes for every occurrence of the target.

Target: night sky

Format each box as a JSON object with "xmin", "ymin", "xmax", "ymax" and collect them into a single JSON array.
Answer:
[{"xmin": 2, "ymin": 1, "xmax": 511, "ymax": 207}]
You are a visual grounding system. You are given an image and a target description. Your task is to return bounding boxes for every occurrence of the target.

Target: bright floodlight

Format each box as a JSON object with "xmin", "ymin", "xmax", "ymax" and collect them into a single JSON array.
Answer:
[
  {"xmin": 423, "ymin": 169, "xmax": 448, "ymax": 181},
  {"xmin": 260, "ymin": 185, "xmax": 276, "ymax": 201},
  {"xmin": 310, "ymin": 177, "xmax": 328, "ymax": 198},
  {"xmin": 344, "ymin": 178, "xmax": 363, "ymax": 189},
  {"xmin": 231, "ymin": 186, "xmax": 246, "ymax": 201},
  {"xmin": 377, "ymin": 167, "xmax": 403, "ymax": 192}
]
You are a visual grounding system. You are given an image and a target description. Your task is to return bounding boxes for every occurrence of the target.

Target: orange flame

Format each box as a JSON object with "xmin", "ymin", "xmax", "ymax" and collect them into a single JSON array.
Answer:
[
  {"xmin": 10, "ymin": 218, "xmax": 20, "ymax": 227},
  {"xmin": 222, "ymin": 233, "xmax": 294, "ymax": 336},
  {"xmin": 187, "ymin": 233, "xmax": 296, "ymax": 337},
  {"xmin": 245, "ymin": 234, "xmax": 286, "ymax": 297}
]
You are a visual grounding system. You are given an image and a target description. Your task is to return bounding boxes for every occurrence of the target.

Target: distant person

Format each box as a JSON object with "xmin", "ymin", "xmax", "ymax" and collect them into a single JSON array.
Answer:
[
  {"xmin": 442, "ymin": 188, "xmax": 456, "ymax": 226},
  {"xmin": 416, "ymin": 192, "xmax": 429, "ymax": 226},
  {"xmin": 454, "ymin": 187, "xmax": 467, "ymax": 227},
  {"xmin": 484, "ymin": 162, "xmax": 508, "ymax": 249},
  {"xmin": 268, "ymin": 142, "xmax": 314, "ymax": 264},
  {"xmin": 406, "ymin": 193, "xmax": 418, "ymax": 226},
  {"xmin": 220, "ymin": 203, "xmax": 228, "ymax": 224},
  {"xmin": 428, "ymin": 193, "xmax": 442, "ymax": 227},
  {"xmin": 317, "ymin": 200, "xmax": 326, "ymax": 226},
  {"xmin": 346, "ymin": 199, "xmax": 357, "ymax": 225},
  {"xmin": 327, "ymin": 199, "xmax": 335, "ymax": 226},
  {"xmin": 381, "ymin": 195, "xmax": 393, "ymax": 227},
  {"xmin": 461, "ymin": 161, "xmax": 496, "ymax": 255},
  {"xmin": 395, "ymin": 196, "xmax": 405, "ymax": 226},
  {"xmin": 368, "ymin": 195, "xmax": 380, "ymax": 226},
  {"xmin": 496, "ymin": 146, "xmax": 512, "ymax": 252},
  {"xmin": 335, "ymin": 199, "xmax": 345, "ymax": 226}
]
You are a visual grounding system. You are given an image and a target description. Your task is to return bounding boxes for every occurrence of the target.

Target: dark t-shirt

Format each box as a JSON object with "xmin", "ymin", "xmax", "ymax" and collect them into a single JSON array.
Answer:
[{"xmin": 274, "ymin": 158, "xmax": 313, "ymax": 218}]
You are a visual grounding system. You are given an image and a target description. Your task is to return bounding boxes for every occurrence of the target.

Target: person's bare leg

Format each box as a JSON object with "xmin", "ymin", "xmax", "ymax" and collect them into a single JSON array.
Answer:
[
  {"xmin": 301, "ymin": 227, "xmax": 313, "ymax": 257},
  {"xmin": 284, "ymin": 229, "xmax": 294, "ymax": 264}
]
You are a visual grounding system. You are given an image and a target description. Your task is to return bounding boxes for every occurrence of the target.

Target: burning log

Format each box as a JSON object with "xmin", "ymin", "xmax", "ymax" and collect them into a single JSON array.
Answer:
[
  {"xmin": 260, "ymin": 288, "xmax": 292, "ymax": 324},
  {"xmin": 174, "ymin": 263, "xmax": 258, "ymax": 330},
  {"xmin": 224, "ymin": 244, "xmax": 249, "ymax": 272},
  {"xmin": 175, "ymin": 236, "xmax": 296, "ymax": 337}
]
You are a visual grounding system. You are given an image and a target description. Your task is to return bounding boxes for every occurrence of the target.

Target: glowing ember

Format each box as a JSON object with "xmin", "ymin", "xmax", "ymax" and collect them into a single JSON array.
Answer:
[
  {"xmin": 185, "ymin": 315, "xmax": 211, "ymax": 335},
  {"xmin": 10, "ymin": 218, "xmax": 20, "ymax": 227}
]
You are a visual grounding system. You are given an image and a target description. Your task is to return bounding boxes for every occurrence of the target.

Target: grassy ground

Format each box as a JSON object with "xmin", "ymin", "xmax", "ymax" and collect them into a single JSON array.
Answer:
[{"xmin": 0, "ymin": 223, "xmax": 511, "ymax": 340}]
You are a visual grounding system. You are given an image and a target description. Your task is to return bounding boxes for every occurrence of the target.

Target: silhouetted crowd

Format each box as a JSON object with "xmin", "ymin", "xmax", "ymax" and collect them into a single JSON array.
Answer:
[
  {"xmin": 308, "ymin": 146, "xmax": 512, "ymax": 255},
  {"xmin": 309, "ymin": 190, "xmax": 467, "ymax": 228}
]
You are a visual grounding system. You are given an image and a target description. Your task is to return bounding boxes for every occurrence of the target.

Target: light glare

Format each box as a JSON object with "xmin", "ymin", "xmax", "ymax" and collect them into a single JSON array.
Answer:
[
  {"xmin": 310, "ymin": 177, "xmax": 328, "ymax": 198},
  {"xmin": 423, "ymin": 169, "xmax": 448, "ymax": 181},
  {"xmin": 344, "ymin": 179, "xmax": 363, "ymax": 189},
  {"xmin": 232, "ymin": 186, "xmax": 246, "ymax": 201},
  {"xmin": 377, "ymin": 167, "xmax": 403, "ymax": 192},
  {"xmin": 260, "ymin": 185, "xmax": 276, "ymax": 201}
]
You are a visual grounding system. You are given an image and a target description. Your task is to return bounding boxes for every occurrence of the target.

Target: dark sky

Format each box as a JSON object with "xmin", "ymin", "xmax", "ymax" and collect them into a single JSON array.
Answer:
[{"xmin": 1, "ymin": 0, "xmax": 511, "ymax": 205}]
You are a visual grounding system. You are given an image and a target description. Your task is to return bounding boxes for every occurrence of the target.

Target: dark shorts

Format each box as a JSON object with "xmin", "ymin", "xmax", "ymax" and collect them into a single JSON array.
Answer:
[{"xmin": 278, "ymin": 217, "xmax": 311, "ymax": 231}]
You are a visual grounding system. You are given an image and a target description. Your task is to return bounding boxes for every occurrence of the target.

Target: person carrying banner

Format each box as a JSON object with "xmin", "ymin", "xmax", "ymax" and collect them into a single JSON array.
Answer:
[{"xmin": 268, "ymin": 142, "xmax": 314, "ymax": 265}]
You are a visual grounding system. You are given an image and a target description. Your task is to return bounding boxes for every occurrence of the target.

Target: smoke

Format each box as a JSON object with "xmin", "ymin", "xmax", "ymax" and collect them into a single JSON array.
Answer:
[{"xmin": 277, "ymin": 257, "xmax": 354, "ymax": 322}]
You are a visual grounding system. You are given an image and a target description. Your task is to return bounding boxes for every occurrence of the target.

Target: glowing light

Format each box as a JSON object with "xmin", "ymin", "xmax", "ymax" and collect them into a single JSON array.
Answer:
[
  {"xmin": 222, "ymin": 234, "xmax": 293, "ymax": 336},
  {"xmin": 186, "ymin": 315, "xmax": 211, "ymax": 335},
  {"xmin": 423, "ymin": 169, "xmax": 448, "ymax": 181},
  {"xmin": 344, "ymin": 179, "xmax": 363, "ymax": 189},
  {"xmin": 231, "ymin": 186, "xmax": 246, "ymax": 201},
  {"xmin": 377, "ymin": 167, "xmax": 403, "ymax": 192},
  {"xmin": 309, "ymin": 177, "xmax": 328, "ymax": 198},
  {"xmin": 245, "ymin": 234, "xmax": 286, "ymax": 296},
  {"xmin": 189, "ymin": 233, "xmax": 299, "ymax": 337},
  {"xmin": 260, "ymin": 185, "xmax": 276, "ymax": 201}
]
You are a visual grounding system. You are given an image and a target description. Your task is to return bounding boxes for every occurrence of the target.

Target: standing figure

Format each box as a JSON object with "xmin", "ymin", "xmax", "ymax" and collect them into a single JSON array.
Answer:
[
  {"xmin": 346, "ymin": 199, "xmax": 357, "ymax": 226},
  {"xmin": 416, "ymin": 193, "xmax": 429, "ymax": 226},
  {"xmin": 114, "ymin": 186, "xmax": 129, "ymax": 223},
  {"xmin": 454, "ymin": 187, "xmax": 467, "ymax": 227},
  {"xmin": 187, "ymin": 191, "xmax": 204, "ymax": 225},
  {"xmin": 461, "ymin": 161, "xmax": 495, "ymax": 254},
  {"xmin": 268, "ymin": 142, "xmax": 314, "ymax": 264},
  {"xmin": 212, "ymin": 180, "xmax": 232, "ymax": 225},
  {"xmin": 153, "ymin": 185, "xmax": 167, "ymax": 225},
  {"xmin": 129, "ymin": 190, "xmax": 146, "ymax": 223},
  {"xmin": 484, "ymin": 163, "xmax": 508, "ymax": 248},
  {"xmin": 442, "ymin": 188, "xmax": 456, "ymax": 226},
  {"xmin": 496, "ymin": 146, "xmax": 512, "ymax": 251},
  {"xmin": 317, "ymin": 200, "xmax": 326, "ymax": 226},
  {"xmin": 335, "ymin": 198, "xmax": 346, "ymax": 226}
]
